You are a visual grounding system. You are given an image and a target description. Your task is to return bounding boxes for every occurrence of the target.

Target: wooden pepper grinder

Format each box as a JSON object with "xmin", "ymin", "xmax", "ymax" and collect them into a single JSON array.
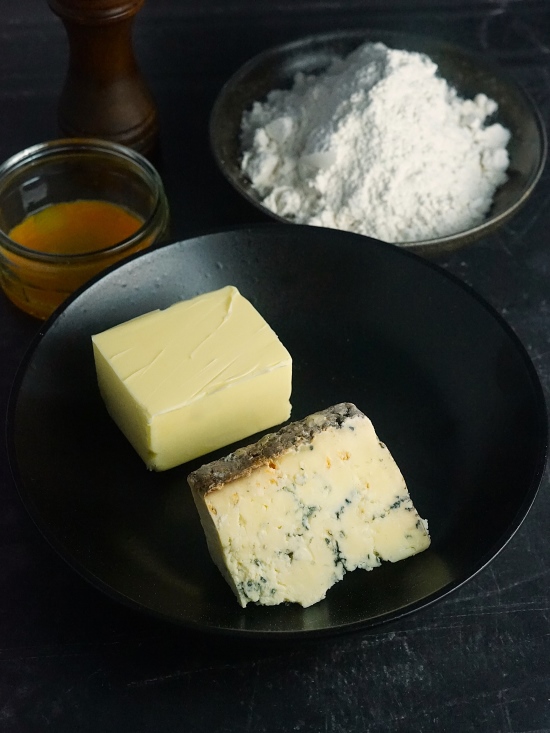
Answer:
[{"xmin": 48, "ymin": 0, "xmax": 159, "ymax": 157}]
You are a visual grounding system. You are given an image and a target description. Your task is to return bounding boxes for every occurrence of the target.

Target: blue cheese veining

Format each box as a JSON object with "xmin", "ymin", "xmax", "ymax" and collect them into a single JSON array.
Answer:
[{"xmin": 188, "ymin": 403, "xmax": 430, "ymax": 608}]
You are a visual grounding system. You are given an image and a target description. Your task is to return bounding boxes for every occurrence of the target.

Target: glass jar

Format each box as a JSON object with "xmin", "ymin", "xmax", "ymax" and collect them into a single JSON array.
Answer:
[{"xmin": 0, "ymin": 138, "xmax": 169, "ymax": 319}]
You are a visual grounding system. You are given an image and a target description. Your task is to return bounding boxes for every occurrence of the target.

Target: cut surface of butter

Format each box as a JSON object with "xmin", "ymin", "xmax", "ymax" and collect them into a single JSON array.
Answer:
[
  {"xmin": 91, "ymin": 285, "xmax": 292, "ymax": 470},
  {"xmin": 188, "ymin": 403, "xmax": 430, "ymax": 608}
]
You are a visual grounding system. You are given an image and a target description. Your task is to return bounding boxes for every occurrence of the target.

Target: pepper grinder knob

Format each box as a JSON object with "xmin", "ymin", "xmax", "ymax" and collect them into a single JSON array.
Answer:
[{"xmin": 48, "ymin": 0, "xmax": 159, "ymax": 156}]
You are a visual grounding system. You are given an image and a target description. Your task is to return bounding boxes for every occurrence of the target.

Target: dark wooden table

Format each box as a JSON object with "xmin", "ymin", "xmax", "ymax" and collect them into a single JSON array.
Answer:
[{"xmin": 1, "ymin": 1, "xmax": 549, "ymax": 731}]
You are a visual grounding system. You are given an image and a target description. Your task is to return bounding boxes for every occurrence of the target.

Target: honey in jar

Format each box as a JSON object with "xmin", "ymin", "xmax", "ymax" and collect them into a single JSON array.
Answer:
[
  {"xmin": 9, "ymin": 200, "xmax": 144, "ymax": 255},
  {"xmin": 0, "ymin": 139, "xmax": 170, "ymax": 320},
  {"xmin": 1, "ymin": 199, "xmax": 154, "ymax": 320}
]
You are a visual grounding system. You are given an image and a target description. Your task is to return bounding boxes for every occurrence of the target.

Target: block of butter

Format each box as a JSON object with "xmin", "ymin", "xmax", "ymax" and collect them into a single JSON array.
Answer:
[
  {"xmin": 91, "ymin": 285, "xmax": 292, "ymax": 471},
  {"xmin": 188, "ymin": 403, "xmax": 430, "ymax": 608}
]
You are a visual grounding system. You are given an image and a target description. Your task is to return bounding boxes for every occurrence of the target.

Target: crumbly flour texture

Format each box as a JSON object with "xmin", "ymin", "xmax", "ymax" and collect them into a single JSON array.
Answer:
[{"xmin": 240, "ymin": 42, "xmax": 511, "ymax": 243}]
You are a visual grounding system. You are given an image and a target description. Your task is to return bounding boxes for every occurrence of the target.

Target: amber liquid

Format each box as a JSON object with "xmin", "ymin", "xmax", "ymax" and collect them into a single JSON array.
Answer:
[
  {"xmin": 2, "ymin": 200, "xmax": 149, "ymax": 319},
  {"xmin": 9, "ymin": 200, "xmax": 143, "ymax": 254}
]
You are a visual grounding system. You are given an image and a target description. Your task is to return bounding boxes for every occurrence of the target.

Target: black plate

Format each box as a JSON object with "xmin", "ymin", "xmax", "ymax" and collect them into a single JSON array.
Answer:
[
  {"xmin": 210, "ymin": 30, "xmax": 547, "ymax": 255},
  {"xmin": 7, "ymin": 224, "xmax": 548, "ymax": 638}
]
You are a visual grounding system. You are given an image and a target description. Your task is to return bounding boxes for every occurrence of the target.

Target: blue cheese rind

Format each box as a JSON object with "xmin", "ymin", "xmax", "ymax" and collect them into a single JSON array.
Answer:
[{"xmin": 188, "ymin": 403, "xmax": 430, "ymax": 608}]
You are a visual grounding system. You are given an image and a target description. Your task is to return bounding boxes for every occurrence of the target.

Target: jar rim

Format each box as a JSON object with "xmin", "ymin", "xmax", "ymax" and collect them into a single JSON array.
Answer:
[{"xmin": 0, "ymin": 137, "xmax": 168, "ymax": 263}]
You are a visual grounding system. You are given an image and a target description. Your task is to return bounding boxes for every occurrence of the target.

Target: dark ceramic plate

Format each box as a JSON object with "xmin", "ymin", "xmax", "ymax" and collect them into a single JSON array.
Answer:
[
  {"xmin": 8, "ymin": 224, "xmax": 548, "ymax": 638},
  {"xmin": 210, "ymin": 30, "xmax": 547, "ymax": 255}
]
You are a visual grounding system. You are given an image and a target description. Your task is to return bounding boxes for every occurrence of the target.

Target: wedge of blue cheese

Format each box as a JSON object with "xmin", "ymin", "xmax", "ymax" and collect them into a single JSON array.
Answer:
[{"xmin": 188, "ymin": 403, "xmax": 430, "ymax": 608}]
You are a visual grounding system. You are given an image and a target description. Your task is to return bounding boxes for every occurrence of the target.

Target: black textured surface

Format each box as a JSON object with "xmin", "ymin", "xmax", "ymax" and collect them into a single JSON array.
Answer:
[{"xmin": 1, "ymin": 1, "xmax": 550, "ymax": 731}]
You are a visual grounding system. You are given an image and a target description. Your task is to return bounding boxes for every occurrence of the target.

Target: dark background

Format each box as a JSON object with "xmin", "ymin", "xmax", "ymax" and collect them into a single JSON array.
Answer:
[{"xmin": 1, "ymin": 1, "xmax": 549, "ymax": 731}]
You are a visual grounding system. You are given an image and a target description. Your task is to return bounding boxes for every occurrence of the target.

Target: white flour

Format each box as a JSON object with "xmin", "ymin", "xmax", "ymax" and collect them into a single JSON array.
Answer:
[{"xmin": 240, "ymin": 42, "xmax": 511, "ymax": 243}]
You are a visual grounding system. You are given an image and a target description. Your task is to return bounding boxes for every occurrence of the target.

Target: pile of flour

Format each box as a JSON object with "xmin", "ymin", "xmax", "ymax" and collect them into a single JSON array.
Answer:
[{"xmin": 240, "ymin": 42, "xmax": 511, "ymax": 243}]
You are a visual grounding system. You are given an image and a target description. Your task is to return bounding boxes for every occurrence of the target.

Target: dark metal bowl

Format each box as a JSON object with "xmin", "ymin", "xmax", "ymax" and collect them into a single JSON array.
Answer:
[{"xmin": 210, "ymin": 30, "xmax": 547, "ymax": 256}]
